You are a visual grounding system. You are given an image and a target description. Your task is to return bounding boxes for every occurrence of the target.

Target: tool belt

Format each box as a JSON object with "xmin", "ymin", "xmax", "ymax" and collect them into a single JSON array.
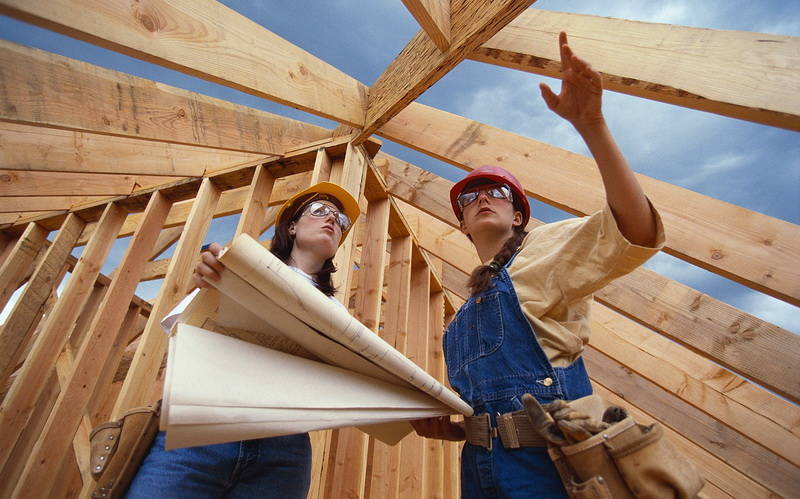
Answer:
[
  {"xmin": 522, "ymin": 394, "xmax": 705, "ymax": 499},
  {"xmin": 88, "ymin": 401, "xmax": 161, "ymax": 499},
  {"xmin": 464, "ymin": 410, "xmax": 547, "ymax": 450}
]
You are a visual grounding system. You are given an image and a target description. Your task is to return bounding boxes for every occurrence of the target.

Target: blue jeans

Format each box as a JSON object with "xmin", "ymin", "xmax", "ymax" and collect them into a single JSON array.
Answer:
[{"xmin": 126, "ymin": 432, "xmax": 311, "ymax": 498}]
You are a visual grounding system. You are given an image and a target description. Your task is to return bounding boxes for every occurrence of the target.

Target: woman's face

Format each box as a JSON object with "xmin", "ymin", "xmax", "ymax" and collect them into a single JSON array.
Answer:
[
  {"xmin": 459, "ymin": 181, "xmax": 522, "ymax": 237},
  {"xmin": 290, "ymin": 200, "xmax": 344, "ymax": 259}
]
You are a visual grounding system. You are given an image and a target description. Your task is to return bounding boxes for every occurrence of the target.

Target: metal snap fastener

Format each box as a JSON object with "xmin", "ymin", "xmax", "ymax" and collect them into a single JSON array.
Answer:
[
  {"xmin": 99, "ymin": 456, "xmax": 105, "ymax": 461},
  {"xmin": 542, "ymin": 377, "xmax": 553, "ymax": 386},
  {"xmin": 104, "ymin": 445, "xmax": 111, "ymax": 450},
  {"xmin": 108, "ymin": 435, "xmax": 114, "ymax": 440},
  {"xmin": 95, "ymin": 465, "xmax": 102, "ymax": 471}
]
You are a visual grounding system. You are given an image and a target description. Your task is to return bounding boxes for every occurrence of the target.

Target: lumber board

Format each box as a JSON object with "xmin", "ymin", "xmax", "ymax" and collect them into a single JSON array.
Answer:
[
  {"xmin": 12, "ymin": 192, "xmax": 171, "ymax": 498},
  {"xmin": 598, "ymin": 266, "xmax": 800, "ymax": 403},
  {"xmin": 588, "ymin": 305, "xmax": 800, "ymax": 467},
  {"xmin": 332, "ymin": 143, "xmax": 368, "ymax": 305},
  {"xmin": 0, "ymin": 196, "xmax": 111, "ymax": 213},
  {"xmin": 0, "ymin": 121, "xmax": 269, "ymax": 176},
  {"xmin": 473, "ymin": 9, "xmax": 800, "ymax": 131},
  {"xmin": 401, "ymin": 0, "xmax": 451, "ymax": 51},
  {"xmin": 0, "ymin": 169, "xmax": 186, "ymax": 197},
  {"xmin": 148, "ymin": 226, "xmax": 184, "ymax": 261},
  {"xmin": 0, "ymin": 214, "xmax": 83, "ymax": 385},
  {"xmin": 424, "ymin": 290, "xmax": 445, "ymax": 498},
  {"xmin": 0, "ymin": 40, "xmax": 331, "ymax": 154},
  {"xmin": 334, "ymin": 197, "xmax": 391, "ymax": 499},
  {"xmin": 0, "ymin": 222, "xmax": 47, "ymax": 311},
  {"xmin": 398, "ymin": 259, "xmax": 431, "ymax": 498},
  {"xmin": 354, "ymin": 0, "xmax": 535, "ymax": 143},
  {"xmin": 584, "ymin": 348, "xmax": 799, "ymax": 497},
  {"xmin": 234, "ymin": 165, "xmax": 275, "ymax": 239},
  {"xmin": 591, "ymin": 384, "xmax": 773, "ymax": 498},
  {"xmin": 110, "ymin": 179, "xmax": 219, "ymax": 419},
  {"xmin": 0, "ymin": 0, "xmax": 366, "ymax": 126},
  {"xmin": 378, "ymin": 106, "xmax": 800, "ymax": 306},
  {"xmin": 366, "ymin": 234, "xmax": 413, "ymax": 499}
]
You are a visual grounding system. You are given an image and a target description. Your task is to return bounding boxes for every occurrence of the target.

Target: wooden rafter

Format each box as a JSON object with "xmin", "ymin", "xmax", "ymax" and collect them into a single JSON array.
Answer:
[
  {"xmin": 0, "ymin": 1, "xmax": 367, "ymax": 126},
  {"xmin": 0, "ymin": 40, "xmax": 332, "ymax": 155},
  {"xmin": 0, "ymin": 122, "xmax": 270, "ymax": 177},
  {"xmin": 402, "ymin": 0, "xmax": 451, "ymax": 51},
  {"xmin": 353, "ymin": 0, "xmax": 536, "ymax": 143},
  {"xmin": 378, "ymin": 104, "xmax": 800, "ymax": 306},
  {"xmin": 472, "ymin": 9, "xmax": 800, "ymax": 131}
]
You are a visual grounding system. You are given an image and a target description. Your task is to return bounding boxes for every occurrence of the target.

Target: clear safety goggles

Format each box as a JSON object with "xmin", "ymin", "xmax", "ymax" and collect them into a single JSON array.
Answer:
[
  {"xmin": 457, "ymin": 183, "xmax": 514, "ymax": 211},
  {"xmin": 301, "ymin": 201, "xmax": 351, "ymax": 231}
]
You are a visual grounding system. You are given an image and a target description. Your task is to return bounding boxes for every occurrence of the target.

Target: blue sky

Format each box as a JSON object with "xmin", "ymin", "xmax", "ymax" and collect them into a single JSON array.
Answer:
[{"xmin": 1, "ymin": 1, "xmax": 798, "ymax": 332}]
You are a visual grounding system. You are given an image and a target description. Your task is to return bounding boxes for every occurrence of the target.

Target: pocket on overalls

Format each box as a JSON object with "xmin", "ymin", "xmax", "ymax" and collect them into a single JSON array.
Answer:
[{"xmin": 444, "ymin": 292, "xmax": 504, "ymax": 379}]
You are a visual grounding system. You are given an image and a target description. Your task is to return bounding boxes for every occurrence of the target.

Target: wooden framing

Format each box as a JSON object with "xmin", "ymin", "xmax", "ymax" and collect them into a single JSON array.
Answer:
[
  {"xmin": 472, "ymin": 9, "xmax": 800, "ymax": 131},
  {"xmin": 0, "ymin": 2, "xmax": 797, "ymax": 498},
  {"xmin": 354, "ymin": 0, "xmax": 537, "ymax": 143}
]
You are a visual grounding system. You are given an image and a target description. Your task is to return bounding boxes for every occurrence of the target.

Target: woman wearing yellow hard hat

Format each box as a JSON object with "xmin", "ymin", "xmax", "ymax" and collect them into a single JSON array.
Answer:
[{"xmin": 127, "ymin": 181, "xmax": 359, "ymax": 497}]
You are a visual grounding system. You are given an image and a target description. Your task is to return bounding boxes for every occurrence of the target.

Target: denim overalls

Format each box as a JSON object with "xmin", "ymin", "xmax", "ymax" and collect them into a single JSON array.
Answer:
[{"xmin": 444, "ymin": 260, "xmax": 592, "ymax": 498}]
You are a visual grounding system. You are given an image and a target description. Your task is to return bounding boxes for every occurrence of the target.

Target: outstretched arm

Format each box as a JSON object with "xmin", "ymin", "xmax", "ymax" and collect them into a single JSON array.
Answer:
[{"xmin": 540, "ymin": 32, "xmax": 658, "ymax": 247}]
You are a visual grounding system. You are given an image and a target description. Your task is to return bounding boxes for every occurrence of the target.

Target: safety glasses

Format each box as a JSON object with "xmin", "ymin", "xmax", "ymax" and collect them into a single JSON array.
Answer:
[
  {"xmin": 457, "ymin": 183, "xmax": 513, "ymax": 211},
  {"xmin": 301, "ymin": 201, "xmax": 351, "ymax": 231}
]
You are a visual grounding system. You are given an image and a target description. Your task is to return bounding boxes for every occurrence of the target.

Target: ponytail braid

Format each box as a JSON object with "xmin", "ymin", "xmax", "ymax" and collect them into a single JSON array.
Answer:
[{"xmin": 467, "ymin": 227, "xmax": 527, "ymax": 296}]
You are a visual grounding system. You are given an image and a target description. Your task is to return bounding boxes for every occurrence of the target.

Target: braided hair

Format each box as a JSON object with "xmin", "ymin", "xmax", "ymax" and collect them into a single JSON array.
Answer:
[{"xmin": 467, "ymin": 226, "xmax": 527, "ymax": 296}]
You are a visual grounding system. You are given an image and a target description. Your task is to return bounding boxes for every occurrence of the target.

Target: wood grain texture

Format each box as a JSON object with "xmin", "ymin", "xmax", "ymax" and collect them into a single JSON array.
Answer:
[
  {"xmin": 0, "ymin": 222, "xmax": 47, "ymax": 311},
  {"xmin": 0, "ymin": 214, "xmax": 82, "ymax": 385},
  {"xmin": 379, "ymin": 103, "xmax": 800, "ymax": 306},
  {"xmin": 0, "ymin": 121, "xmax": 268, "ymax": 176},
  {"xmin": 0, "ymin": 169, "xmax": 186, "ymax": 197},
  {"xmin": 0, "ymin": 41, "xmax": 332, "ymax": 154},
  {"xmin": 0, "ymin": 0, "xmax": 366, "ymax": 126},
  {"xmin": 401, "ymin": 0, "xmax": 450, "ymax": 51},
  {"xmin": 473, "ymin": 9, "xmax": 800, "ymax": 130},
  {"xmin": 12, "ymin": 193, "xmax": 170, "ymax": 498},
  {"xmin": 355, "ymin": 0, "xmax": 535, "ymax": 143}
]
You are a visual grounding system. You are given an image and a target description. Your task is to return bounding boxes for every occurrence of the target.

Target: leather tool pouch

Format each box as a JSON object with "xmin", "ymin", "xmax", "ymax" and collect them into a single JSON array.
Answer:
[
  {"xmin": 88, "ymin": 401, "xmax": 161, "ymax": 498},
  {"xmin": 549, "ymin": 416, "xmax": 704, "ymax": 499}
]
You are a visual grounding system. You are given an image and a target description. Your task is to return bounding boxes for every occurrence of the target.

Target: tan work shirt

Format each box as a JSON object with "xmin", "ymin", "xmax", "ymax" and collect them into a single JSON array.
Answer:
[{"xmin": 507, "ymin": 204, "xmax": 665, "ymax": 367}]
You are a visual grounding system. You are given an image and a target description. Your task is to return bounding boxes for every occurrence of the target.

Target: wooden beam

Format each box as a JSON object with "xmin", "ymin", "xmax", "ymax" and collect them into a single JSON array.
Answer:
[
  {"xmin": 354, "ymin": 0, "xmax": 535, "ymax": 143},
  {"xmin": 0, "ymin": 1, "xmax": 367, "ymax": 126},
  {"xmin": 378, "ymin": 105, "xmax": 800, "ymax": 306},
  {"xmin": 0, "ymin": 40, "xmax": 332, "ymax": 155},
  {"xmin": 0, "ymin": 122, "xmax": 269, "ymax": 176},
  {"xmin": 401, "ymin": 0, "xmax": 451, "ymax": 51},
  {"xmin": 12, "ymin": 192, "xmax": 169, "ymax": 497},
  {"xmin": 0, "ymin": 169, "xmax": 186, "ymax": 198},
  {"xmin": 472, "ymin": 9, "xmax": 800, "ymax": 131},
  {"xmin": 588, "ymin": 305, "xmax": 800, "ymax": 468},
  {"xmin": 234, "ymin": 165, "xmax": 275, "ymax": 239},
  {"xmin": 0, "ymin": 222, "xmax": 47, "ymax": 311},
  {"xmin": 110, "ymin": 179, "xmax": 220, "ymax": 418},
  {"xmin": 423, "ymin": 290, "xmax": 445, "ymax": 498},
  {"xmin": 0, "ymin": 214, "xmax": 82, "ymax": 384},
  {"xmin": 0, "ymin": 196, "xmax": 111, "ymax": 213}
]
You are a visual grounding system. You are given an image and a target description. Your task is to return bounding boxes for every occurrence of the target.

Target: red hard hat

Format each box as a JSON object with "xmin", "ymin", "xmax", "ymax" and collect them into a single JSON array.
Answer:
[{"xmin": 450, "ymin": 165, "xmax": 530, "ymax": 225}]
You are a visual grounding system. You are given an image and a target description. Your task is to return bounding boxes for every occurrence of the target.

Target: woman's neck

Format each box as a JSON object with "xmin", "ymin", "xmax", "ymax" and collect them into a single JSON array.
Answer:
[
  {"xmin": 471, "ymin": 227, "xmax": 514, "ymax": 263},
  {"xmin": 287, "ymin": 247, "xmax": 326, "ymax": 275}
]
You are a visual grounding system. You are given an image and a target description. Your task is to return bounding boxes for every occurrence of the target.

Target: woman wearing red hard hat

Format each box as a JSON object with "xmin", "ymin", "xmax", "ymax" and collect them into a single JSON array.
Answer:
[{"xmin": 412, "ymin": 32, "xmax": 665, "ymax": 498}]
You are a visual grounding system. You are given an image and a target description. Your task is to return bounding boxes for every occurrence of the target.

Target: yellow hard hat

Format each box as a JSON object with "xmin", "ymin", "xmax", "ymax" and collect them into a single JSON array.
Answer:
[{"xmin": 275, "ymin": 181, "xmax": 360, "ymax": 245}]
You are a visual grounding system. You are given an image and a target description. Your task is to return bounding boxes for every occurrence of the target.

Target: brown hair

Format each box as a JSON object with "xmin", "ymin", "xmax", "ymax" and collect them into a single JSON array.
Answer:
[
  {"xmin": 467, "ymin": 226, "xmax": 527, "ymax": 296},
  {"xmin": 269, "ymin": 200, "xmax": 338, "ymax": 297}
]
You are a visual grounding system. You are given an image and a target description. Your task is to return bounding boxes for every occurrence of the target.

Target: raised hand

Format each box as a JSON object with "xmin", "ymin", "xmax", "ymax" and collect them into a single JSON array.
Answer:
[{"xmin": 539, "ymin": 31, "xmax": 604, "ymax": 131}]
